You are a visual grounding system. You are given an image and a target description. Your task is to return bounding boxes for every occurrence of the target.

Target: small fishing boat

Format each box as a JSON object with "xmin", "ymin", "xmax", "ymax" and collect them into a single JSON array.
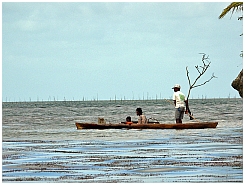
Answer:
[{"xmin": 75, "ymin": 122, "xmax": 218, "ymax": 130}]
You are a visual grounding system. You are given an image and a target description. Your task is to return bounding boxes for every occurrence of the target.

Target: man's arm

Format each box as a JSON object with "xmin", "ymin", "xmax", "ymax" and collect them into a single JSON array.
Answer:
[{"xmin": 173, "ymin": 93, "xmax": 176, "ymax": 106}]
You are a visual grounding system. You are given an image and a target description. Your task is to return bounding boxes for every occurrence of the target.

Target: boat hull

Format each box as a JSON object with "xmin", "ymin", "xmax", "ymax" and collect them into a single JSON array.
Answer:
[{"xmin": 75, "ymin": 122, "xmax": 218, "ymax": 130}]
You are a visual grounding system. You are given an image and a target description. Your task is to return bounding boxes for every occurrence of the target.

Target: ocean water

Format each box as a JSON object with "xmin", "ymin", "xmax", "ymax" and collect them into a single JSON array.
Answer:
[{"xmin": 2, "ymin": 98, "xmax": 243, "ymax": 182}]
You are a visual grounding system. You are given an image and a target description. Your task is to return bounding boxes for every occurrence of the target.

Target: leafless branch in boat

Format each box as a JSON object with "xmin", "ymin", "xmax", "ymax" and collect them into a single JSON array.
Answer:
[{"xmin": 186, "ymin": 53, "xmax": 217, "ymax": 99}]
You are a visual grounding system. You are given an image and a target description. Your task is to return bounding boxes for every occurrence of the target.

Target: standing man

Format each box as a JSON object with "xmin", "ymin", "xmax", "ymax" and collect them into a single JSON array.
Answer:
[{"xmin": 172, "ymin": 84, "xmax": 188, "ymax": 123}]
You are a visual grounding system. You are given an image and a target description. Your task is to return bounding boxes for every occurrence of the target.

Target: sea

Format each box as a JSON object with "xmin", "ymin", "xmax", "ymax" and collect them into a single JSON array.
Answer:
[{"xmin": 2, "ymin": 98, "xmax": 243, "ymax": 183}]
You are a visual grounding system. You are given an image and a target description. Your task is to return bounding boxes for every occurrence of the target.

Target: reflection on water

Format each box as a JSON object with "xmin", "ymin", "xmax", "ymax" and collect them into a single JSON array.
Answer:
[{"xmin": 2, "ymin": 98, "xmax": 243, "ymax": 182}]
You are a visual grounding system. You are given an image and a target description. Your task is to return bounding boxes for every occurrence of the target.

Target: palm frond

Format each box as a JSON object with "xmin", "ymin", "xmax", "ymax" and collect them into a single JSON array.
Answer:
[{"xmin": 219, "ymin": 2, "xmax": 243, "ymax": 19}]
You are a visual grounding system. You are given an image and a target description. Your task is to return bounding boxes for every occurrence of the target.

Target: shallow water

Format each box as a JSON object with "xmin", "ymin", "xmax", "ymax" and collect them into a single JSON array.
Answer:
[{"xmin": 2, "ymin": 98, "xmax": 243, "ymax": 182}]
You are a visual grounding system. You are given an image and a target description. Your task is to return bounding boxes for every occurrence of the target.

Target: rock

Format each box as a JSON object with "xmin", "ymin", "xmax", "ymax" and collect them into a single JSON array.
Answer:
[{"xmin": 231, "ymin": 69, "xmax": 243, "ymax": 98}]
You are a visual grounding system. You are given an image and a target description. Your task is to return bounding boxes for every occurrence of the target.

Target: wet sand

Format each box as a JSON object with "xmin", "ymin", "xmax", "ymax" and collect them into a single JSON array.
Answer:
[{"xmin": 2, "ymin": 124, "xmax": 242, "ymax": 183}]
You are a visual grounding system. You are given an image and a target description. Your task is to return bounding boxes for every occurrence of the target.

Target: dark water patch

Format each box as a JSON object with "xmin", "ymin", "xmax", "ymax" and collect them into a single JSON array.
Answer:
[{"xmin": 134, "ymin": 166, "xmax": 193, "ymax": 173}]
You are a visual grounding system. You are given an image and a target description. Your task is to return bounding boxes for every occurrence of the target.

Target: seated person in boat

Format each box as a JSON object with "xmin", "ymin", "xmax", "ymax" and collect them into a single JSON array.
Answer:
[
  {"xmin": 172, "ymin": 84, "xmax": 188, "ymax": 123},
  {"xmin": 136, "ymin": 108, "xmax": 147, "ymax": 124},
  {"xmin": 125, "ymin": 116, "xmax": 133, "ymax": 125}
]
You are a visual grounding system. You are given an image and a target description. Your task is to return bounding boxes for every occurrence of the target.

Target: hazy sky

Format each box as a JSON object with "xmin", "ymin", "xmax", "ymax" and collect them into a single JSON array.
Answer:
[{"xmin": 2, "ymin": 2, "xmax": 243, "ymax": 101}]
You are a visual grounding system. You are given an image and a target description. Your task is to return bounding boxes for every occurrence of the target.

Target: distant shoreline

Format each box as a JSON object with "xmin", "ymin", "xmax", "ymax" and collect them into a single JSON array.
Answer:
[{"xmin": 2, "ymin": 97, "xmax": 241, "ymax": 103}]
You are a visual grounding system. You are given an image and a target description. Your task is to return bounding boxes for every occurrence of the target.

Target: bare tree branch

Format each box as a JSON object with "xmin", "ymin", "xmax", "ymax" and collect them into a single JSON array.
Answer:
[
  {"xmin": 192, "ymin": 73, "xmax": 217, "ymax": 88},
  {"xmin": 186, "ymin": 53, "xmax": 217, "ymax": 99},
  {"xmin": 186, "ymin": 66, "xmax": 192, "ymax": 86}
]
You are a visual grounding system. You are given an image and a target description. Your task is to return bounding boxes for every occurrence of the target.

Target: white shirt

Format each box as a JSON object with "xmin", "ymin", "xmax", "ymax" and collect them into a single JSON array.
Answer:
[{"xmin": 173, "ymin": 91, "xmax": 186, "ymax": 108}]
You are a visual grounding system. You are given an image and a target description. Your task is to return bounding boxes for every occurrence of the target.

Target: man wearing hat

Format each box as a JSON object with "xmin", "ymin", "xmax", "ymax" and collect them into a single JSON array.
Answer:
[{"xmin": 172, "ymin": 84, "xmax": 188, "ymax": 123}]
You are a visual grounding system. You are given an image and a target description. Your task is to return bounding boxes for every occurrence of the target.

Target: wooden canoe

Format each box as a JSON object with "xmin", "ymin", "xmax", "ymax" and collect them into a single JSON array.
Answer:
[{"xmin": 75, "ymin": 122, "xmax": 218, "ymax": 130}]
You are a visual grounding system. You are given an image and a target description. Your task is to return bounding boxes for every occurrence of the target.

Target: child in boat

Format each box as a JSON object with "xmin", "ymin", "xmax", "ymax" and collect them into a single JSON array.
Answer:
[
  {"xmin": 125, "ymin": 116, "xmax": 133, "ymax": 125},
  {"xmin": 136, "ymin": 108, "xmax": 147, "ymax": 124}
]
